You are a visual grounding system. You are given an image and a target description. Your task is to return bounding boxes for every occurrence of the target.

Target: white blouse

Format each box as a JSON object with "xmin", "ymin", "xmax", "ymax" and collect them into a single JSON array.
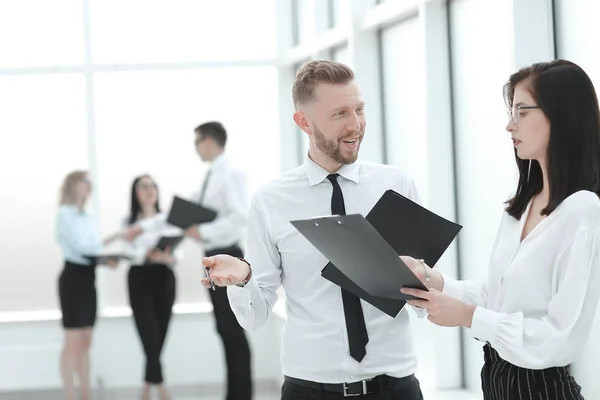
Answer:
[
  {"xmin": 123, "ymin": 212, "xmax": 183, "ymax": 266},
  {"xmin": 443, "ymin": 190, "xmax": 600, "ymax": 369}
]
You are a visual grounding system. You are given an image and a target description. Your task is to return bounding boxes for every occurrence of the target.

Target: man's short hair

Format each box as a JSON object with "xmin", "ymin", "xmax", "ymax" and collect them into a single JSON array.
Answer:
[
  {"xmin": 292, "ymin": 60, "xmax": 355, "ymax": 110},
  {"xmin": 194, "ymin": 121, "xmax": 227, "ymax": 148}
]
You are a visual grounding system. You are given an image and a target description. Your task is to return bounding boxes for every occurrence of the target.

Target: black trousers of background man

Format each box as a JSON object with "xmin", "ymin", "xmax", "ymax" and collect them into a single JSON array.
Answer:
[{"xmin": 206, "ymin": 245, "xmax": 253, "ymax": 400}]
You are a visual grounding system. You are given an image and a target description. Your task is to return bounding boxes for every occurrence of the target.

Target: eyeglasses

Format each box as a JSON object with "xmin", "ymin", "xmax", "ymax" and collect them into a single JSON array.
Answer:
[
  {"xmin": 137, "ymin": 183, "xmax": 157, "ymax": 190},
  {"xmin": 508, "ymin": 105, "xmax": 540, "ymax": 124}
]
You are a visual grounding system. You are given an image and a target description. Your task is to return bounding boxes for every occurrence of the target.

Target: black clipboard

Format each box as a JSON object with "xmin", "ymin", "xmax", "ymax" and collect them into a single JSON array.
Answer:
[
  {"xmin": 303, "ymin": 190, "xmax": 461, "ymax": 317},
  {"xmin": 291, "ymin": 214, "xmax": 429, "ymax": 301},
  {"xmin": 166, "ymin": 196, "xmax": 217, "ymax": 229},
  {"xmin": 154, "ymin": 235, "xmax": 184, "ymax": 251}
]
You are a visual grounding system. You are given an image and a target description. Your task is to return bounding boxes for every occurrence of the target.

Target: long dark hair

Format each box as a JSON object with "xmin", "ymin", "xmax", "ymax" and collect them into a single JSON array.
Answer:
[
  {"xmin": 128, "ymin": 174, "xmax": 161, "ymax": 225},
  {"xmin": 504, "ymin": 59, "xmax": 600, "ymax": 219}
]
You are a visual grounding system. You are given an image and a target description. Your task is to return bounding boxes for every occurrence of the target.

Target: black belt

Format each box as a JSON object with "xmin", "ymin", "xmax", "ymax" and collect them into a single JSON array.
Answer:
[{"xmin": 284, "ymin": 374, "xmax": 404, "ymax": 397}]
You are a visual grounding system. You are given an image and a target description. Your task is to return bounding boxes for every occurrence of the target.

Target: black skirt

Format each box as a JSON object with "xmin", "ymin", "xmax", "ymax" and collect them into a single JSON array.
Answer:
[
  {"xmin": 58, "ymin": 261, "xmax": 97, "ymax": 328},
  {"xmin": 481, "ymin": 344, "xmax": 584, "ymax": 400}
]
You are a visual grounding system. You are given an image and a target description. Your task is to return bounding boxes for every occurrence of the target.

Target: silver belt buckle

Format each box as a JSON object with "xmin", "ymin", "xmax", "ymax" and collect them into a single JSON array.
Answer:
[{"xmin": 343, "ymin": 380, "xmax": 368, "ymax": 397}]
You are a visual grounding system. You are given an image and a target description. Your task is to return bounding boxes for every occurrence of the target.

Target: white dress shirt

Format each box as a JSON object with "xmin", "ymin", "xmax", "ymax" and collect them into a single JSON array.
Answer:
[
  {"xmin": 443, "ymin": 190, "xmax": 600, "ymax": 369},
  {"xmin": 127, "ymin": 212, "xmax": 183, "ymax": 266},
  {"xmin": 194, "ymin": 153, "xmax": 249, "ymax": 252},
  {"xmin": 227, "ymin": 157, "xmax": 421, "ymax": 384}
]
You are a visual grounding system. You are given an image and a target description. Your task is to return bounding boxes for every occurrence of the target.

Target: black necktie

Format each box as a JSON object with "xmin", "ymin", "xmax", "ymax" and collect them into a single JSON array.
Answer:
[
  {"xmin": 326, "ymin": 174, "xmax": 369, "ymax": 362},
  {"xmin": 198, "ymin": 169, "xmax": 211, "ymax": 205}
]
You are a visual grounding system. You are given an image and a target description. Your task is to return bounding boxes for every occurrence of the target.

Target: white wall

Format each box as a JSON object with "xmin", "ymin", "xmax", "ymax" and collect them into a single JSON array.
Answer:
[
  {"xmin": 554, "ymin": 1, "xmax": 600, "ymax": 397},
  {"xmin": 0, "ymin": 310, "xmax": 281, "ymax": 392}
]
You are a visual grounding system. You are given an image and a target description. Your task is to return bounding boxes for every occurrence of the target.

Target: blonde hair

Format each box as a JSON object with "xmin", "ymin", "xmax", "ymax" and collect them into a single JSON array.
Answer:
[
  {"xmin": 292, "ymin": 60, "xmax": 355, "ymax": 110},
  {"xmin": 59, "ymin": 170, "xmax": 88, "ymax": 205}
]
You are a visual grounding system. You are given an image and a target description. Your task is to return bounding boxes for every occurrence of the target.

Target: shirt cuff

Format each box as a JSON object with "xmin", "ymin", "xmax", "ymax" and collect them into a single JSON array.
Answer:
[
  {"xmin": 469, "ymin": 306, "xmax": 502, "ymax": 344},
  {"xmin": 228, "ymin": 283, "xmax": 251, "ymax": 304},
  {"xmin": 441, "ymin": 275, "xmax": 464, "ymax": 299},
  {"xmin": 227, "ymin": 278, "xmax": 258, "ymax": 320}
]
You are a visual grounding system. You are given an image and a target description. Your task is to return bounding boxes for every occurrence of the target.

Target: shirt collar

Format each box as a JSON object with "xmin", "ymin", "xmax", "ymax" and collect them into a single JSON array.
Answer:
[
  {"xmin": 210, "ymin": 152, "xmax": 227, "ymax": 170},
  {"xmin": 303, "ymin": 155, "xmax": 361, "ymax": 186}
]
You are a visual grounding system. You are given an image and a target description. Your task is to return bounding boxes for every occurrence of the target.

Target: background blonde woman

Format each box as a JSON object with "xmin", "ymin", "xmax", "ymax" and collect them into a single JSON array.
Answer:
[{"xmin": 56, "ymin": 170, "xmax": 121, "ymax": 400}]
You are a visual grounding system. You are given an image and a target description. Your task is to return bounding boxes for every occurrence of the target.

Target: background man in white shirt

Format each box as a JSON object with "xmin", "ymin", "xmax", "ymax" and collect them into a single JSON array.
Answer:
[
  {"xmin": 200, "ymin": 61, "xmax": 425, "ymax": 399},
  {"xmin": 184, "ymin": 121, "xmax": 253, "ymax": 400}
]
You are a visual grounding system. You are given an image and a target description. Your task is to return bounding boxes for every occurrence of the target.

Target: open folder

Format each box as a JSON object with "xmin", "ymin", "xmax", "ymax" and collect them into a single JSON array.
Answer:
[
  {"xmin": 166, "ymin": 196, "xmax": 217, "ymax": 229},
  {"xmin": 84, "ymin": 254, "xmax": 132, "ymax": 266},
  {"xmin": 292, "ymin": 190, "xmax": 462, "ymax": 317},
  {"xmin": 154, "ymin": 235, "xmax": 184, "ymax": 251}
]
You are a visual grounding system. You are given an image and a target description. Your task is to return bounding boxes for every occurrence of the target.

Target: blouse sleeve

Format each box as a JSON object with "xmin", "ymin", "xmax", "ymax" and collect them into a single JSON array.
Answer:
[
  {"xmin": 442, "ymin": 276, "xmax": 488, "ymax": 307},
  {"xmin": 469, "ymin": 229, "xmax": 600, "ymax": 369}
]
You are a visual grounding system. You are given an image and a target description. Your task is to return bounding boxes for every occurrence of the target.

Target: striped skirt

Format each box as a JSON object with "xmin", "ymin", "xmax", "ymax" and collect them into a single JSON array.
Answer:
[{"xmin": 481, "ymin": 344, "xmax": 584, "ymax": 400}]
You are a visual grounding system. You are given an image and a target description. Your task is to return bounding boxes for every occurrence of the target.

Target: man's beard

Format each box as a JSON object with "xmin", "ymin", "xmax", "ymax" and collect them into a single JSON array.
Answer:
[{"xmin": 313, "ymin": 124, "xmax": 363, "ymax": 165}]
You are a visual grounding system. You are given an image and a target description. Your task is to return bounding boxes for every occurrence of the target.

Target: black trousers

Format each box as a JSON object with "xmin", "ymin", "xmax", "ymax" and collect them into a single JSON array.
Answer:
[
  {"xmin": 481, "ymin": 344, "xmax": 584, "ymax": 400},
  {"xmin": 281, "ymin": 374, "xmax": 423, "ymax": 400},
  {"xmin": 206, "ymin": 245, "xmax": 253, "ymax": 400},
  {"xmin": 128, "ymin": 264, "xmax": 176, "ymax": 384}
]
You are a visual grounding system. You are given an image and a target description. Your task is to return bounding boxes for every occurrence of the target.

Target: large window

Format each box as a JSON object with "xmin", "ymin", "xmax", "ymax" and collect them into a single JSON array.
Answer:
[
  {"xmin": 95, "ymin": 67, "xmax": 279, "ymax": 307},
  {"xmin": 0, "ymin": 74, "xmax": 88, "ymax": 312},
  {"xmin": 0, "ymin": 0, "xmax": 84, "ymax": 68},
  {"xmin": 0, "ymin": 0, "xmax": 278, "ymax": 315},
  {"xmin": 90, "ymin": 0, "xmax": 276, "ymax": 64}
]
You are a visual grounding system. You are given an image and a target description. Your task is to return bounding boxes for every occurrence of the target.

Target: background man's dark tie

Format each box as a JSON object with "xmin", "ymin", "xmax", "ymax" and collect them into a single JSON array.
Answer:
[
  {"xmin": 198, "ymin": 169, "xmax": 211, "ymax": 205},
  {"xmin": 326, "ymin": 173, "xmax": 369, "ymax": 362}
]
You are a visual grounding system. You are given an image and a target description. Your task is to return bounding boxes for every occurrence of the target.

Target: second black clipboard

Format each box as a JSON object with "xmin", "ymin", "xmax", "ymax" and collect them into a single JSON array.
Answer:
[
  {"xmin": 317, "ymin": 189, "xmax": 461, "ymax": 317},
  {"xmin": 166, "ymin": 196, "xmax": 217, "ymax": 229},
  {"xmin": 154, "ymin": 235, "xmax": 184, "ymax": 252}
]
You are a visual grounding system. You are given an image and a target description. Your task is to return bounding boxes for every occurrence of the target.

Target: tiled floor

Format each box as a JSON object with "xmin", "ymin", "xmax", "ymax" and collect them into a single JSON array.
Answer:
[
  {"xmin": 0, "ymin": 384, "xmax": 483, "ymax": 400},
  {"xmin": 121, "ymin": 388, "xmax": 482, "ymax": 400}
]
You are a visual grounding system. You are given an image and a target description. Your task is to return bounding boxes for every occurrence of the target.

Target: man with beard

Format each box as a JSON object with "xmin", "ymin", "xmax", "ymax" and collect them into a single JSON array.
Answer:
[{"xmin": 199, "ymin": 60, "xmax": 425, "ymax": 400}]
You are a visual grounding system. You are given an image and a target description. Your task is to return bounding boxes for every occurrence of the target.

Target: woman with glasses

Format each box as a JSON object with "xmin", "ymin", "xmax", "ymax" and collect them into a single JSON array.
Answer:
[
  {"xmin": 56, "ymin": 170, "xmax": 121, "ymax": 400},
  {"xmin": 123, "ymin": 174, "xmax": 182, "ymax": 400},
  {"xmin": 402, "ymin": 60, "xmax": 600, "ymax": 399}
]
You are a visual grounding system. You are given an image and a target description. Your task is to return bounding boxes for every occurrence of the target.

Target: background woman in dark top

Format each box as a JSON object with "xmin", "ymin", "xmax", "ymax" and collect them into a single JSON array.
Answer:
[{"xmin": 123, "ymin": 174, "xmax": 181, "ymax": 400}]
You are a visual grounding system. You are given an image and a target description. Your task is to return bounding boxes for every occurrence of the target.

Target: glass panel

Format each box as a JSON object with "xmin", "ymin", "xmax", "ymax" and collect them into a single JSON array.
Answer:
[
  {"xmin": 380, "ymin": 17, "xmax": 436, "ymax": 388},
  {"xmin": 381, "ymin": 19, "xmax": 428, "ymax": 204},
  {"xmin": 331, "ymin": 0, "xmax": 350, "ymax": 27},
  {"xmin": 449, "ymin": 0, "xmax": 515, "ymax": 390},
  {"xmin": 0, "ymin": 0, "xmax": 84, "ymax": 68},
  {"xmin": 0, "ymin": 74, "xmax": 87, "ymax": 311},
  {"xmin": 90, "ymin": 0, "xmax": 277, "ymax": 64},
  {"xmin": 295, "ymin": 0, "xmax": 315, "ymax": 45},
  {"xmin": 331, "ymin": 46, "xmax": 351, "ymax": 67},
  {"xmin": 93, "ymin": 67, "xmax": 279, "ymax": 307}
]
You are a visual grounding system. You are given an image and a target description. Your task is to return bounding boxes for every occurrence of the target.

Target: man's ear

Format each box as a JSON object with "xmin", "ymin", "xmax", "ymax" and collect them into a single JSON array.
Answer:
[{"xmin": 293, "ymin": 110, "xmax": 312, "ymax": 135}]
